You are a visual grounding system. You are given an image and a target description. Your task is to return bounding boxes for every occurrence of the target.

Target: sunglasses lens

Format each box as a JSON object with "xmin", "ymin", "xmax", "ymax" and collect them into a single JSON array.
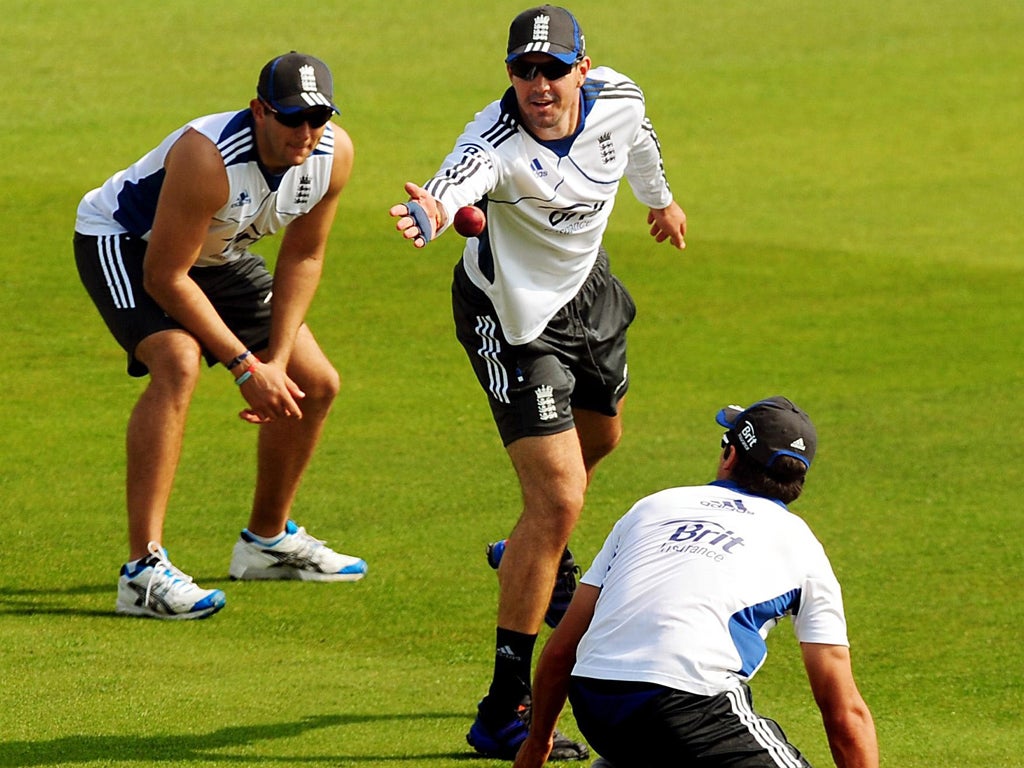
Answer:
[
  {"xmin": 272, "ymin": 108, "xmax": 333, "ymax": 129},
  {"xmin": 305, "ymin": 110, "xmax": 333, "ymax": 129},
  {"xmin": 511, "ymin": 59, "xmax": 573, "ymax": 81}
]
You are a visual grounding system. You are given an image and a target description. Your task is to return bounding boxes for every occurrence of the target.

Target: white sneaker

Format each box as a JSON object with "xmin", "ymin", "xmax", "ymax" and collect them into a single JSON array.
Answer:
[
  {"xmin": 229, "ymin": 520, "xmax": 367, "ymax": 582},
  {"xmin": 116, "ymin": 541, "xmax": 226, "ymax": 620}
]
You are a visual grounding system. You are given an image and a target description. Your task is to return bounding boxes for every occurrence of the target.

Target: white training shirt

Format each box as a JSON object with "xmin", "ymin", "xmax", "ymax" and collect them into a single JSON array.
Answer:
[
  {"xmin": 75, "ymin": 110, "xmax": 336, "ymax": 267},
  {"xmin": 424, "ymin": 67, "xmax": 674, "ymax": 345},
  {"xmin": 573, "ymin": 480, "xmax": 849, "ymax": 697}
]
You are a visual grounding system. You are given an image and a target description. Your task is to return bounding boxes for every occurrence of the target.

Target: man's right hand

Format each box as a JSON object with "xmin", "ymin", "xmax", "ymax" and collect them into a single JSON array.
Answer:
[
  {"xmin": 389, "ymin": 182, "xmax": 445, "ymax": 248},
  {"xmin": 236, "ymin": 359, "xmax": 306, "ymax": 424}
]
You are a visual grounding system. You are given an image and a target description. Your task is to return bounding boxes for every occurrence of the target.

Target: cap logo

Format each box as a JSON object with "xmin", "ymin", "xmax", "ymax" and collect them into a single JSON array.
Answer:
[
  {"xmin": 737, "ymin": 421, "xmax": 757, "ymax": 451},
  {"xmin": 298, "ymin": 64, "xmax": 318, "ymax": 92},
  {"xmin": 532, "ymin": 14, "xmax": 551, "ymax": 41},
  {"xmin": 790, "ymin": 438, "xmax": 807, "ymax": 451}
]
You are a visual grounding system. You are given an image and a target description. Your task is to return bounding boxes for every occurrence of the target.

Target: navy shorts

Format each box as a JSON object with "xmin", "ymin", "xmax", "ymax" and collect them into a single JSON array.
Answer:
[
  {"xmin": 74, "ymin": 232, "xmax": 273, "ymax": 377},
  {"xmin": 569, "ymin": 678, "xmax": 813, "ymax": 768},
  {"xmin": 452, "ymin": 249, "xmax": 636, "ymax": 446}
]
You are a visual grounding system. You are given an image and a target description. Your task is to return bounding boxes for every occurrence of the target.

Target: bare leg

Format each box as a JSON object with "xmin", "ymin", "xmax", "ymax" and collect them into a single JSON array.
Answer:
[
  {"xmin": 126, "ymin": 330, "xmax": 203, "ymax": 560},
  {"xmin": 246, "ymin": 325, "xmax": 340, "ymax": 537},
  {"xmin": 500, "ymin": 429, "xmax": 588, "ymax": 632},
  {"xmin": 497, "ymin": 403, "xmax": 623, "ymax": 633},
  {"xmin": 573, "ymin": 399, "xmax": 625, "ymax": 479}
]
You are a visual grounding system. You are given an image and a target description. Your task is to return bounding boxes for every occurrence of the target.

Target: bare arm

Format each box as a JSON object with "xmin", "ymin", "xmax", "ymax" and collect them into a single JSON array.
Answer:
[
  {"xmin": 801, "ymin": 643, "xmax": 878, "ymax": 768},
  {"xmin": 269, "ymin": 125, "xmax": 353, "ymax": 366},
  {"xmin": 512, "ymin": 584, "xmax": 600, "ymax": 768},
  {"xmin": 143, "ymin": 128, "xmax": 238, "ymax": 363}
]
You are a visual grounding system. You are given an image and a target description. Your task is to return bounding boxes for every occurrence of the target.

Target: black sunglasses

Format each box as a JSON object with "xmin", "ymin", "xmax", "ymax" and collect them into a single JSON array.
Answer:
[
  {"xmin": 508, "ymin": 58, "xmax": 576, "ymax": 82},
  {"xmin": 261, "ymin": 101, "xmax": 333, "ymax": 129}
]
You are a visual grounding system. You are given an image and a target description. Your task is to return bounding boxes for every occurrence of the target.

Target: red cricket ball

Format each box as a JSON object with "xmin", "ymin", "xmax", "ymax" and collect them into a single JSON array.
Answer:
[{"xmin": 453, "ymin": 206, "xmax": 486, "ymax": 237}]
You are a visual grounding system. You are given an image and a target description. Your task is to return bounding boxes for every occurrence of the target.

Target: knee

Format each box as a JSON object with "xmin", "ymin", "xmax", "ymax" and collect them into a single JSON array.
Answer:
[
  {"xmin": 299, "ymin": 362, "xmax": 341, "ymax": 407},
  {"xmin": 528, "ymin": 477, "xmax": 587, "ymax": 538},
  {"xmin": 139, "ymin": 336, "xmax": 202, "ymax": 396}
]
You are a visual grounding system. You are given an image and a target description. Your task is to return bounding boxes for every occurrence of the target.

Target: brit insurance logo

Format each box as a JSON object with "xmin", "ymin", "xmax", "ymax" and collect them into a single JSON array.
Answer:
[
  {"xmin": 545, "ymin": 200, "xmax": 606, "ymax": 233},
  {"xmin": 659, "ymin": 518, "xmax": 746, "ymax": 561}
]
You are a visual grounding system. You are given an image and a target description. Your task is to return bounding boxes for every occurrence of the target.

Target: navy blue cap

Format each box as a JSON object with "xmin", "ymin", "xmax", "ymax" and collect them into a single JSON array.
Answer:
[
  {"xmin": 257, "ymin": 52, "xmax": 340, "ymax": 115},
  {"xmin": 506, "ymin": 5, "xmax": 585, "ymax": 64},
  {"xmin": 716, "ymin": 396, "xmax": 817, "ymax": 469}
]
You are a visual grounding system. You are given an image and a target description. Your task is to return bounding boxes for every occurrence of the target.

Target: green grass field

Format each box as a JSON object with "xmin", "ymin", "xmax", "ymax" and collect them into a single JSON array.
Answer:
[{"xmin": 2, "ymin": 1, "xmax": 1022, "ymax": 765}]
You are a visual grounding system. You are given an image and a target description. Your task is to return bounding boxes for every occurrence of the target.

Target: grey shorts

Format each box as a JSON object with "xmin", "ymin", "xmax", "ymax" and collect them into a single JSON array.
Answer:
[
  {"xmin": 452, "ymin": 249, "xmax": 636, "ymax": 446},
  {"xmin": 74, "ymin": 232, "xmax": 273, "ymax": 377},
  {"xmin": 569, "ymin": 678, "xmax": 813, "ymax": 768}
]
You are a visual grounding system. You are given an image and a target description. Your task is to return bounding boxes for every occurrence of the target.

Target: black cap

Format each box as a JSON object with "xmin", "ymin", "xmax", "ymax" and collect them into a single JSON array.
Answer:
[
  {"xmin": 257, "ymin": 52, "xmax": 340, "ymax": 115},
  {"xmin": 506, "ymin": 5, "xmax": 585, "ymax": 64},
  {"xmin": 716, "ymin": 396, "xmax": 817, "ymax": 470}
]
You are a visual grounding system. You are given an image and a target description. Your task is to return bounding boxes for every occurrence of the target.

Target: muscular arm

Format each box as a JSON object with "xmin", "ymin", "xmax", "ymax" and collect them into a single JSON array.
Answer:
[
  {"xmin": 268, "ymin": 125, "xmax": 353, "ymax": 365},
  {"xmin": 512, "ymin": 583, "xmax": 600, "ymax": 768},
  {"xmin": 142, "ymin": 128, "xmax": 239, "ymax": 364},
  {"xmin": 801, "ymin": 643, "xmax": 879, "ymax": 768}
]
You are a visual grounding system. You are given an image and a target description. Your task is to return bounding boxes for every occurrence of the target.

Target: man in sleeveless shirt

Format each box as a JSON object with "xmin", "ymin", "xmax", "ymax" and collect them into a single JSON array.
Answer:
[{"xmin": 75, "ymin": 52, "xmax": 366, "ymax": 620}]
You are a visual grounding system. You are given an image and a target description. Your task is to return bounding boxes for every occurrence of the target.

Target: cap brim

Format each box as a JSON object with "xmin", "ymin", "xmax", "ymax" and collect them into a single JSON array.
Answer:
[
  {"xmin": 273, "ymin": 93, "xmax": 340, "ymax": 114},
  {"xmin": 715, "ymin": 405, "xmax": 746, "ymax": 429},
  {"xmin": 505, "ymin": 47, "xmax": 579, "ymax": 65}
]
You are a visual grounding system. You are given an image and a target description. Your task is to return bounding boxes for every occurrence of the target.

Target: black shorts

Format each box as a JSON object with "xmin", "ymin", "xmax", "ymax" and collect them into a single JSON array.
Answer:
[
  {"xmin": 568, "ymin": 678, "xmax": 813, "ymax": 768},
  {"xmin": 74, "ymin": 232, "xmax": 273, "ymax": 377},
  {"xmin": 452, "ymin": 249, "xmax": 636, "ymax": 446}
]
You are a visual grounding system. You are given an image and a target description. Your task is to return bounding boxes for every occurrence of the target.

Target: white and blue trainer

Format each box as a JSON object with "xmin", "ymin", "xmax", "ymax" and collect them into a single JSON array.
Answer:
[
  {"xmin": 228, "ymin": 520, "xmax": 367, "ymax": 582},
  {"xmin": 116, "ymin": 541, "xmax": 226, "ymax": 620}
]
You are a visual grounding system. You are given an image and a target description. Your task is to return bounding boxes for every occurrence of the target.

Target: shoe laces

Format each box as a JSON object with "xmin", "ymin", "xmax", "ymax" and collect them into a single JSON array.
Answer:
[
  {"xmin": 284, "ymin": 525, "xmax": 329, "ymax": 558},
  {"xmin": 143, "ymin": 541, "xmax": 192, "ymax": 603}
]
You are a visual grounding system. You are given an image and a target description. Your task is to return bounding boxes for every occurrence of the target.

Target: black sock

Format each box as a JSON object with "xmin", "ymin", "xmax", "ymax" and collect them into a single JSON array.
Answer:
[{"xmin": 483, "ymin": 627, "xmax": 537, "ymax": 718}]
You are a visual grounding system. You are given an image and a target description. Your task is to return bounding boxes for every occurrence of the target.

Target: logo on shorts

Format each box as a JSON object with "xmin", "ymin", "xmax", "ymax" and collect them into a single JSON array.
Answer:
[{"xmin": 535, "ymin": 385, "xmax": 557, "ymax": 421}]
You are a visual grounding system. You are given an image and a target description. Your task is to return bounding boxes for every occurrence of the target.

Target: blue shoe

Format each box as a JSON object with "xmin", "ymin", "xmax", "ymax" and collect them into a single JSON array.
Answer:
[
  {"xmin": 466, "ymin": 700, "xmax": 528, "ymax": 759},
  {"xmin": 486, "ymin": 541, "xmax": 580, "ymax": 628},
  {"xmin": 466, "ymin": 696, "xmax": 589, "ymax": 761}
]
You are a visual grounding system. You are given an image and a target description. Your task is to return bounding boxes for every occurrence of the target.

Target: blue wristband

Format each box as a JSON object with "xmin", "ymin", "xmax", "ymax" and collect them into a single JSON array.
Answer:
[
  {"xmin": 405, "ymin": 201, "xmax": 433, "ymax": 244},
  {"xmin": 227, "ymin": 350, "xmax": 252, "ymax": 370}
]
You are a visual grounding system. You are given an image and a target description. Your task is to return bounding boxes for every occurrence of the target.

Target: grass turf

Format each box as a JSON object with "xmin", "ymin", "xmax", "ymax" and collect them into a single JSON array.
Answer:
[{"xmin": 2, "ymin": 0, "xmax": 1021, "ymax": 765}]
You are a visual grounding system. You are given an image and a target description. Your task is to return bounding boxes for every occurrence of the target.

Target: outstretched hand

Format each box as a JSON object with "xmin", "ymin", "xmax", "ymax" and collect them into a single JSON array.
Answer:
[
  {"xmin": 389, "ymin": 182, "xmax": 444, "ymax": 248},
  {"xmin": 647, "ymin": 202, "xmax": 687, "ymax": 250}
]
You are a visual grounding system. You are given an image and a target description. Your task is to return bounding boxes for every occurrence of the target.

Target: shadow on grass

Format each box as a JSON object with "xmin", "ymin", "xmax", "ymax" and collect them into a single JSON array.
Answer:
[
  {"xmin": 0, "ymin": 713, "xmax": 478, "ymax": 765},
  {"xmin": 0, "ymin": 584, "xmax": 114, "ymax": 617},
  {"xmin": 0, "ymin": 576, "xmax": 244, "ymax": 617}
]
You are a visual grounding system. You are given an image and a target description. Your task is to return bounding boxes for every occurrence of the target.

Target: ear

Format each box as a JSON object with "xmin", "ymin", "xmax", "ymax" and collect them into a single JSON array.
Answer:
[
  {"xmin": 721, "ymin": 444, "xmax": 739, "ymax": 471},
  {"xmin": 577, "ymin": 56, "xmax": 592, "ymax": 81}
]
